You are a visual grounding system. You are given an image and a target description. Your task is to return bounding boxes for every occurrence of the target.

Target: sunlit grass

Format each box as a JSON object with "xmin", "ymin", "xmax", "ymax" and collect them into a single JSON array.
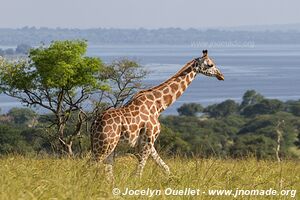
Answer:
[{"xmin": 0, "ymin": 155, "xmax": 299, "ymax": 199}]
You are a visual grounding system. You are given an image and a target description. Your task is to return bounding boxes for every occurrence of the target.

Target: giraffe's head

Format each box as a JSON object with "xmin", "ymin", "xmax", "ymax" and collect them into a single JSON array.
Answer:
[{"xmin": 194, "ymin": 50, "xmax": 224, "ymax": 80}]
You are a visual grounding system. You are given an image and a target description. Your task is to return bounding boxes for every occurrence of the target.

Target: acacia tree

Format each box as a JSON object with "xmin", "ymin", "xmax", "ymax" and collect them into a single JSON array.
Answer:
[
  {"xmin": 100, "ymin": 58, "xmax": 148, "ymax": 108},
  {"xmin": 204, "ymin": 100, "xmax": 239, "ymax": 118},
  {"xmin": 240, "ymin": 90, "xmax": 264, "ymax": 111},
  {"xmin": 177, "ymin": 103, "xmax": 204, "ymax": 117},
  {"xmin": 7, "ymin": 107, "xmax": 37, "ymax": 125},
  {"xmin": 0, "ymin": 40, "xmax": 109, "ymax": 155}
]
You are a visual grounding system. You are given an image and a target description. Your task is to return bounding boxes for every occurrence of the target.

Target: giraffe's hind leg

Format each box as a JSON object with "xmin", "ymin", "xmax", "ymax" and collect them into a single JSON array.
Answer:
[
  {"xmin": 92, "ymin": 131, "xmax": 119, "ymax": 183},
  {"xmin": 104, "ymin": 151, "xmax": 115, "ymax": 183},
  {"xmin": 150, "ymin": 123, "xmax": 170, "ymax": 175},
  {"xmin": 151, "ymin": 147, "xmax": 170, "ymax": 175},
  {"xmin": 135, "ymin": 128, "xmax": 153, "ymax": 178}
]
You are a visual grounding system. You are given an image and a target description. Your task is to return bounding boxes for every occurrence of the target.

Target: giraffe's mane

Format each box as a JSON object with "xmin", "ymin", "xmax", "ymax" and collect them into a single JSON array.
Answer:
[{"xmin": 124, "ymin": 59, "xmax": 195, "ymax": 105}]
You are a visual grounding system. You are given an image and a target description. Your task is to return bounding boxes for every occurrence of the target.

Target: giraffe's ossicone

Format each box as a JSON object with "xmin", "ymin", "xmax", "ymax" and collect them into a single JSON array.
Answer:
[{"xmin": 91, "ymin": 50, "xmax": 224, "ymax": 180}]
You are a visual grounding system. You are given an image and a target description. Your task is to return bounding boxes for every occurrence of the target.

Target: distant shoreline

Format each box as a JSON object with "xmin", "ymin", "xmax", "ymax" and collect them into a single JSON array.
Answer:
[{"xmin": 1, "ymin": 27, "xmax": 300, "ymax": 46}]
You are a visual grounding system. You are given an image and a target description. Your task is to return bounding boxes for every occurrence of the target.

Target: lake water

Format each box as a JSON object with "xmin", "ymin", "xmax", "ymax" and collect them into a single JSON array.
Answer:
[{"xmin": 1, "ymin": 44, "xmax": 300, "ymax": 115}]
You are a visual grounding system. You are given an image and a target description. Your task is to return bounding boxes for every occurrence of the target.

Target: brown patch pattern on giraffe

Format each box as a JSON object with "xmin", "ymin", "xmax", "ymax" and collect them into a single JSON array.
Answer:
[{"xmin": 170, "ymin": 83, "xmax": 179, "ymax": 93}]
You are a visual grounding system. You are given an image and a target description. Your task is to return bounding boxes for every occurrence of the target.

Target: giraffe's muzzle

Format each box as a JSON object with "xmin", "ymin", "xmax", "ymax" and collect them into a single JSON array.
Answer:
[{"xmin": 216, "ymin": 72, "xmax": 225, "ymax": 80}]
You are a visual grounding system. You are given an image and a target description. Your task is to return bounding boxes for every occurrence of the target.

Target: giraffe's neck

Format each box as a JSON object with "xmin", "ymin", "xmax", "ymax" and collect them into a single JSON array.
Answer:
[{"xmin": 153, "ymin": 60, "xmax": 197, "ymax": 113}]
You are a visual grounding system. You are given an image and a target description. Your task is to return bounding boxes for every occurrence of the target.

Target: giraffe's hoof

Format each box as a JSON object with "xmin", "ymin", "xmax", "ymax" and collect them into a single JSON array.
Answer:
[
  {"xmin": 165, "ymin": 170, "xmax": 171, "ymax": 177},
  {"xmin": 166, "ymin": 174, "xmax": 180, "ymax": 183}
]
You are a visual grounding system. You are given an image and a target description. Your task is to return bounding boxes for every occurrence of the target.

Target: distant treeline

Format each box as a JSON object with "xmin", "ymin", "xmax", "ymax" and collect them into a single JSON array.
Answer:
[
  {"xmin": 1, "ymin": 27, "xmax": 300, "ymax": 45},
  {"xmin": 0, "ymin": 44, "xmax": 31, "ymax": 56}
]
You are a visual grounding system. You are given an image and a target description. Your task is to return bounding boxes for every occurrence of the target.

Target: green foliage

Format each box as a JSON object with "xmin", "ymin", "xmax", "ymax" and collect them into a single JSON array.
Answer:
[
  {"xmin": 0, "ymin": 59, "xmax": 32, "ymax": 90},
  {"xmin": 204, "ymin": 99, "xmax": 239, "ymax": 118},
  {"xmin": 7, "ymin": 108, "xmax": 36, "ymax": 125},
  {"xmin": 0, "ymin": 125, "xmax": 34, "ymax": 154},
  {"xmin": 296, "ymin": 133, "xmax": 300, "ymax": 147},
  {"xmin": 29, "ymin": 40, "xmax": 105, "ymax": 89},
  {"xmin": 0, "ymin": 40, "xmax": 108, "ymax": 92},
  {"xmin": 240, "ymin": 90, "xmax": 264, "ymax": 110},
  {"xmin": 177, "ymin": 103, "xmax": 203, "ymax": 116},
  {"xmin": 156, "ymin": 125, "xmax": 191, "ymax": 155},
  {"xmin": 285, "ymin": 100, "xmax": 300, "ymax": 116},
  {"xmin": 160, "ymin": 115, "xmax": 237, "ymax": 157},
  {"xmin": 20, "ymin": 128, "xmax": 52, "ymax": 153},
  {"xmin": 239, "ymin": 112, "xmax": 298, "ymax": 152},
  {"xmin": 241, "ymin": 99, "xmax": 284, "ymax": 117},
  {"xmin": 159, "ymin": 94, "xmax": 299, "ymax": 159},
  {"xmin": 230, "ymin": 134, "xmax": 276, "ymax": 159}
]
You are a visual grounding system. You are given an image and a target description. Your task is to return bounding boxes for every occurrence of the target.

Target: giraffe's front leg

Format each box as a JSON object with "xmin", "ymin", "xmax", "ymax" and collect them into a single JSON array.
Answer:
[{"xmin": 151, "ymin": 147, "xmax": 170, "ymax": 176}]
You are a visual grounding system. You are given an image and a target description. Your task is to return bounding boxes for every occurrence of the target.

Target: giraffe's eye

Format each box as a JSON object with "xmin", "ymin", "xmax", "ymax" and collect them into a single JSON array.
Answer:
[{"xmin": 208, "ymin": 64, "xmax": 214, "ymax": 68}]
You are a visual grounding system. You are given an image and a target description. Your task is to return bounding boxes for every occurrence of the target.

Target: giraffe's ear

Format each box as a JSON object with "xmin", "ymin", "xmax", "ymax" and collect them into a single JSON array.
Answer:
[{"xmin": 202, "ymin": 50, "xmax": 208, "ymax": 57}]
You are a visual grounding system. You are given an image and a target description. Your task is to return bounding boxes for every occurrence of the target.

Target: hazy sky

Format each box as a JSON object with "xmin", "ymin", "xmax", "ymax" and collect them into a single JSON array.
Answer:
[{"xmin": 0, "ymin": 0, "xmax": 299, "ymax": 28}]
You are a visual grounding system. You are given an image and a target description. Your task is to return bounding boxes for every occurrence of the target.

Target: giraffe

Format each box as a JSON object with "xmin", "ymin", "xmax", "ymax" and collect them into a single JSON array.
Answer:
[{"xmin": 91, "ymin": 50, "xmax": 224, "ymax": 180}]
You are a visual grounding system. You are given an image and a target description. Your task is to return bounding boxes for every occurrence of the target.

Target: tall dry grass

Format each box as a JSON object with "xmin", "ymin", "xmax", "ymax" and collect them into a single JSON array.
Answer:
[{"xmin": 0, "ymin": 155, "xmax": 299, "ymax": 199}]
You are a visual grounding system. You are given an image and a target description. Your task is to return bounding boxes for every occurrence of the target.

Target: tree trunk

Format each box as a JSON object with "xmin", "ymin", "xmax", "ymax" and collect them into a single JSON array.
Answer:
[
  {"xmin": 275, "ymin": 120, "xmax": 284, "ymax": 162},
  {"xmin": 57, "ymin": 111, "xmax": 85, "ymax": 156},
  {"xmin": 276, "ymin": 130, "xmax": 281, "ymax": 162},
  {"xmin": 59, "ymin": 136, "xmax": 74, "ymax": 156},
  {"xmin": 57, "ymin": 117, "xmax": 74, "ymax": 156},
  {"xmin": 65, "ymin": 141, "xmax": 73, "ymax": 156}
]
